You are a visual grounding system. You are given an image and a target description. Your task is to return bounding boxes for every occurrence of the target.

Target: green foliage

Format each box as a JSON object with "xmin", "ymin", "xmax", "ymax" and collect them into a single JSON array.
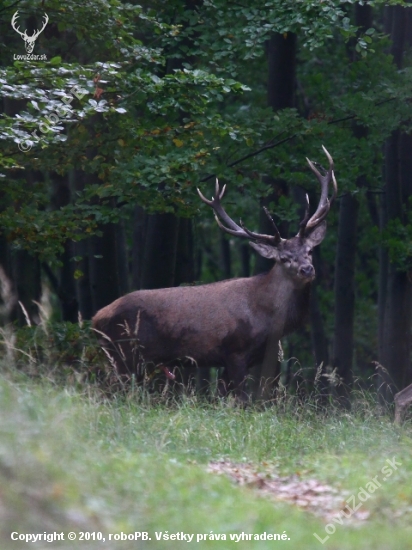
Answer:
[
  {"xmin": 267, "ymin": 195, "xmax": 300, "ymax": 225},
  {"xmin": 158, "ymin": 0, "xmax": 375, "ymax": 64},
  {"xmin": 0, "ymin": 0, "xmax": 253, "ymax": 258},
  {"xmin": 0, "ymin": 0, "xmax": 410, "ymax": 262},
  {"xmin": 1, "ymin": 0, "xmax": 412, "ymax": 377}
]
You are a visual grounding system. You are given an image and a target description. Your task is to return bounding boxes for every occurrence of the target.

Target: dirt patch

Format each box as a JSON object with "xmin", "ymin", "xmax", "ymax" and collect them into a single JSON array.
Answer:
[{"xmin": 207, "ymin": 460, "xmax": 370, "ymax": 522}]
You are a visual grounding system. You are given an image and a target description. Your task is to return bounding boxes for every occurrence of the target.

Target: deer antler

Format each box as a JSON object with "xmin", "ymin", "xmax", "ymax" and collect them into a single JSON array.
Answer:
[
  {"xmin": 299, "ymin": 145, "xmax": 337, "ymax": 237},
  {"xmin": 198, "ymin": 179, "xmax": 282, "ymax": 245},
  {"xmin": 199, "ymin": 147, "xmax": 336, "ymax": 246}
]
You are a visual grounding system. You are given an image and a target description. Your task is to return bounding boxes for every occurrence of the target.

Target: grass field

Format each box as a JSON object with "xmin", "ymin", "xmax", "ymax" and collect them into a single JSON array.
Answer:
[{"xmin": 1, "ymin": 370, "xmax": 412, "ymax": 550}]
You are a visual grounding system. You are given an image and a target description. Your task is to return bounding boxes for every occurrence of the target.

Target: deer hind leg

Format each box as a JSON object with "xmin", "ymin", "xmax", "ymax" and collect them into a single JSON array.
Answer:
[
  {"xmin": 218, "ymin": 358, "xmax": 249, "ymax": 402},
  {"xmin": 394, "ymin": 383, "xmax": 412, "ymax": 423}
]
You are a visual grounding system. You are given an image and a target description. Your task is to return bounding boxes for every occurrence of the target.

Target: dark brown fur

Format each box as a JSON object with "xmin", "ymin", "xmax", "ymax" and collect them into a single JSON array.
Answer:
[{"xmin": 92, "ymin": 231, "xmax": 323, "ymax": 396}]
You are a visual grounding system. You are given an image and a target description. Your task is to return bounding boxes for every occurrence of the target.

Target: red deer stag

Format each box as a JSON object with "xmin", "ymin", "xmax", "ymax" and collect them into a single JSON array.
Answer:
[{"xmin": 92, "ymin": 147, "xmax": 337, "ymax": 399}]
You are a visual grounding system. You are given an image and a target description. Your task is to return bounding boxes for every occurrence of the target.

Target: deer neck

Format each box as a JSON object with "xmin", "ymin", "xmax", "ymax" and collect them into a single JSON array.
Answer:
[{"xmin": 252, "ymin": 262, "xmax": 311, "ymax": 335}]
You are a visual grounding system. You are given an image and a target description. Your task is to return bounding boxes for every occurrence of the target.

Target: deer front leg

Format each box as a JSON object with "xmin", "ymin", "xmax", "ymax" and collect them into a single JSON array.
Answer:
[{"xmin": 251, "ymin": 333, "xmax": 281, "ymax": 402}]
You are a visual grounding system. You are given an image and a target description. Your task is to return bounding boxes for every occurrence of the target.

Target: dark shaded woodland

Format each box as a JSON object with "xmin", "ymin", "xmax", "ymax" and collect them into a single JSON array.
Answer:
[{"xmin": 1, "ymin": 0, "xmax": 412, "ymax": 403}]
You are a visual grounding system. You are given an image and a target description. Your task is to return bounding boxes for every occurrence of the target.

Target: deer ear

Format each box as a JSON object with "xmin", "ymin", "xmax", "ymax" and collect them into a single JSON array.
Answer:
[
  {"xmin": 305, "ymin": 220, "xmax": 327, "ymax": 248},
  {"xmin": 249, "ymin": 241, "xmax": 280, "ymax": 260}
]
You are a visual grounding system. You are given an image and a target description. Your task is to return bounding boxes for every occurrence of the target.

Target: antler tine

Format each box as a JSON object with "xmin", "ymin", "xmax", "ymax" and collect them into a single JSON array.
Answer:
[
  {"xmin": 215, "ymin": 178, "xmax": 226, "ymax": 201},
  {"xmin": 330, "ymin": 170, "xmax": 338, "ymax": 205},
  {"xmin": 197, "ymin": 179, "xmax": 279, "ymax": 245},
  {"xmin": 263, "ymin": 207, "xmax": 282, "ymax": 244},
  {"xmin": 197, "ymin": 179, "xmax": 249, "ymax": 237},
  {"xmin": 196, "ymin": 187, "xmax": 212, "ymax": 206},
  {"xmin": 298, "ymin": 194, "xmax": 311, "ymax": 238},
  {"xmin": 322, "ymin": 144, "xmax": 334, "ymax": 168},
  {"xmin": 215, "ymin": 178, "xmax": 220, "ymax": 199},
  {"xmin": 301, "ymin": 146, "xmax": 337, "ymax": 233},
  {"xmin": 213, "ymin": 213, "xmax": 245, "ymax": 237},
  {"xmin": 239, "ymin": 219, "xmax": 279, "ymax": 244}
]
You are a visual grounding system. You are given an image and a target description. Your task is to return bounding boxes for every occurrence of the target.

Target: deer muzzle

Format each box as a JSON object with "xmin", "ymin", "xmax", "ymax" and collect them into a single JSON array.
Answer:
[{"xmin": 298, "ymin": 264, "xmax": 315, "ymax": 280}]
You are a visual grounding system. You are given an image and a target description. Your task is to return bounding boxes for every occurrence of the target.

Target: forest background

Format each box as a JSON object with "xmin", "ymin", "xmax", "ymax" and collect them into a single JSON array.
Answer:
[{"xmin": 1, "ymin": 0, "xmax": 412, "ymax": 403}]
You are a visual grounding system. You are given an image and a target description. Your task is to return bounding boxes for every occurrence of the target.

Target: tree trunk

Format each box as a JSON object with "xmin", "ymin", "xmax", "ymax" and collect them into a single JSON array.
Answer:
[
  {"xmin": 252, "ymin": 31, "xmax": 296, "ymax": 400},
  {"xmin": 131, "ymin": 205, "xmax": 147, "ymax": 290},
  {"xmin": 332, "ymin": 3, "xmax": 371, "ymax": 406},
  {"xmin": 59, "ymin": 241, "xmax": 78, "ymax": 322},
  {"xmin": 379, "ymin": 130, "xmax": 412, "ymax": 401},
  {"xmin": 220, "ymin": 233, "xmax": 231, "ymax": 280},
  {"xmin": 67, "ymin": 170, "xmax": 94, "ymax": 319},
  {"xmin": 267, "ymin": 33, "xmax": 296, "ymax": 110},
  {"xmin": 50, "ymin": 173, "xmax": 78, "ymax": 322},
  {"xmin": 240, "ymin": 243, "xmax": 250, "ymax": 278},
  {"xmin": 73, "ymin": 238, "xmax": 94, "ymax": 320},
  {"xmin": 140, "ymin": 213, "xmax": 179, "ymax": 289},
  {"xmin": 332, "ymin": 193, "xmax": 359, "ymax": 404},
  {"xmin": 378, "ymin": 5, "xmax": 412, "ymax": 403},
  {"xmin": 175, "ymin": 218, "xmax": 195, "ymax": 285},
  {"xmin": 89, "ymin": 218, "xmax": 129, "ymax": 311},
  {"xmin": 10, "ymin": 249, "xmax": 41, "ymax": 325}
]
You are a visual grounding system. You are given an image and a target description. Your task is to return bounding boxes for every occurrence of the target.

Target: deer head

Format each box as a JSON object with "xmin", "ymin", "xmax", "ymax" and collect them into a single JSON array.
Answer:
[
  {"xmin": 11, "ymin": 11, "xmax": 49, "ymax": 54},
  {"xmin": 198, "ymin": 146, "xmax": 337, "ymax": 284}
]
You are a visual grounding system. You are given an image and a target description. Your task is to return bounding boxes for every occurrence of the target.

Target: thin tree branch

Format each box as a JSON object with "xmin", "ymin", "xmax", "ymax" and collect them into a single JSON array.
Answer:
[
  {"xmin": 200, "ymin": 97, "xmax": 399, "ymax": 182},
  {"xmin": 327, "ymin": 98, "xmax": 396, "ymax": 126},
  {"xmin": 200, "ymin": 134, "xmax": 297, "ymax": 183},
  {"xmin": 0, "ymin": 0, "xmax": 23, "ymax": 14}
]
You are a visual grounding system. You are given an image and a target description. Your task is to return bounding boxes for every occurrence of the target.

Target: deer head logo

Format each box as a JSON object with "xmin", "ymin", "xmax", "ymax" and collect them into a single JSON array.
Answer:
[{"xmin": 11, "ymin": 11, "xmax": 49, "ymax": 54}]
